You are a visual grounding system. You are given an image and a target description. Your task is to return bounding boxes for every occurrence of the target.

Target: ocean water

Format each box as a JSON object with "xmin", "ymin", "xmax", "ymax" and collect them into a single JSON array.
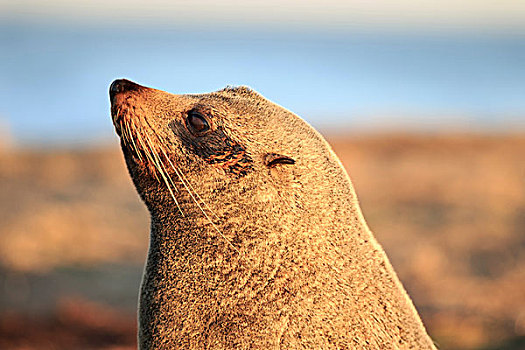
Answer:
[{"xmin": 0, "ymin": 23, "xmax": 524, "ymax": 146}]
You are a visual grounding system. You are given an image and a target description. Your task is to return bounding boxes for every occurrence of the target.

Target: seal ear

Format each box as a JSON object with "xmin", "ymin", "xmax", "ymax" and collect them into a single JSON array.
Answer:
[{"xmin": 264, "ymin": 153, "xmax": 295, "ymax": 168}]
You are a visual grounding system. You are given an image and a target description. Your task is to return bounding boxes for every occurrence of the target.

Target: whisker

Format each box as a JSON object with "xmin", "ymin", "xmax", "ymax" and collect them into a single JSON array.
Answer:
[
  {"xmin": 135, "ymin": 130, "xmax": 161, "ymax": 183},
  {"xmin": 143, "ymin": 134, "xmax": 185, "ymax": 217},
  {"xmin": 119, "ymin": 119, "xmax": 128, "ymax": 144},
  {"xmin": 159, "ymin": 140, "xmax": 221, "ymax": 222},
  {"xmin": 153, "ymin": 134, "xmax": 238, "ymax": 253},
  {"xmin": 127, "ymin": 120, "xmax": 143, "ymax": 162},
  {"xmin": 175, "ymin": 161, "xmax": 221, "ymax": 221},
  {"xmin": 113, "ymin": 108, "xmax": 120, "ymax": 124}
]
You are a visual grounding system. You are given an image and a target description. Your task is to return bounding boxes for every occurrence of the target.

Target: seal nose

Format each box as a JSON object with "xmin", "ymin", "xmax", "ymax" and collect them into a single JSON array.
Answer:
[{"xmin": 109, "ymin": 79, "xmax": 142, "ymax": 99}]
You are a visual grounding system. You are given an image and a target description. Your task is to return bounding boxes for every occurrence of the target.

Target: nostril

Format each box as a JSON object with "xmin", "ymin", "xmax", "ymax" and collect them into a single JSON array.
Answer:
[
  {"xmin": 109, "ymin": 79, "xmax": 141, "ymax": 98},
  {"xmin": 109, "ymin": 79, "xmax": 127, "ymax": 97}
]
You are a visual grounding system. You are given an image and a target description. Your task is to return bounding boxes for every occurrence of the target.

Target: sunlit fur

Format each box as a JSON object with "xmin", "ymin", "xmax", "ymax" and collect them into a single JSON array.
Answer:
[{"xmin": 110, "ymin": 81, "xmax": 437, "ymax": 349}]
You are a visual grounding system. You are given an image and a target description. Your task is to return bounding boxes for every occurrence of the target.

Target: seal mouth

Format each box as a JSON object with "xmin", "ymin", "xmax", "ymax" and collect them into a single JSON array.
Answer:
[
  {"xmin": 109, "ymin": 79, "xmax": 148, "ymax": 158},
  {"xmin": 108, "ymin": 79, "xmax": 180, "ymax": 189},
  {"xmin": 110, "ymin": 110, "xmax": 123, "ymax": 137},
  {"xmin": 108, "ymin": 81, "xmax": 194, "ymax": 219},
  {"xmin": 109, "ymin": 79, "xmax": 146, "ymax": 136}
]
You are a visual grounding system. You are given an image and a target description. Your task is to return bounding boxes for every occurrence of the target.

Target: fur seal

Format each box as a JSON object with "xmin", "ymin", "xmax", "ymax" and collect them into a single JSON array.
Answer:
[{"xmin": 109, "ymin": 79, "xmax": 436, "ymax": 349}]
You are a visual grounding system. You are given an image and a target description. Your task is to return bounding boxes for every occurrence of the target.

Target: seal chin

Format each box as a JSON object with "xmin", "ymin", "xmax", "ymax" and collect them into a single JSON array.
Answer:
[{"xmin": 110, "ymin": 104, "xmax": 123, "ymax": 137}]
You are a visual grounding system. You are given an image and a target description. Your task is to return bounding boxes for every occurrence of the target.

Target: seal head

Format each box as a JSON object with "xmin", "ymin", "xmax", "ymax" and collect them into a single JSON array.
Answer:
[{"xmin": 109, "ymin": 79, "xmax": 436, "ymax": 349}]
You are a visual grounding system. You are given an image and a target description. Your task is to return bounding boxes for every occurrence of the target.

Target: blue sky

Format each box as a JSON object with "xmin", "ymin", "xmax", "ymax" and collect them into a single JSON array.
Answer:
[{"xmin": 0, "ymin": 1, "xmax": 524, "ymax": 146}]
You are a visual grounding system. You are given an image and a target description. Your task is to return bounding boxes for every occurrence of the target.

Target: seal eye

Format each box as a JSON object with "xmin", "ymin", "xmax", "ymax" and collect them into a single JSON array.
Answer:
[{"xmin": 186, "ymin": 112, "xmax": 210, "ymax": 135}]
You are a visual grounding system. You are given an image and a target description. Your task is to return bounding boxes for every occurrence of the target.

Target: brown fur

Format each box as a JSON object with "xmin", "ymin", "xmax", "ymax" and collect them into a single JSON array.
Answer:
[{"xmin": 109, "ymin": 79, "xmax": 436, "ymax": 349}]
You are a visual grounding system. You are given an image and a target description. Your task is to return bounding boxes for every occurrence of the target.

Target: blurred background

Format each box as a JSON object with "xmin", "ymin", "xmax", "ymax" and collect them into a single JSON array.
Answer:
[{"xmin": 0, "ymin": 1, "xmax": 524, "ymax": 349}]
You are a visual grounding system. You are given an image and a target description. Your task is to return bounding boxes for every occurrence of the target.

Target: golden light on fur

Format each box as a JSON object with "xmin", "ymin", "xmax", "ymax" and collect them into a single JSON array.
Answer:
[{"xmin": 109, "ymin": 79, "xmax": 437, "ymax": 349}]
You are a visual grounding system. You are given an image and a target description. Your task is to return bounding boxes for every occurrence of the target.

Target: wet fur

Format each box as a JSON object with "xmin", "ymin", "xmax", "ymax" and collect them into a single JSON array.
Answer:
[{"xmin": 110, "ymin": 81, "xmax": 437, "ymax": 349}]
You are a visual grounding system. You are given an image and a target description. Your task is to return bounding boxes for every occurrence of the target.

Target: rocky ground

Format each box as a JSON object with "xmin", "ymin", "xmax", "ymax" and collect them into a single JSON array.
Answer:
[{"xmin": 0, "ymin": 133, "xmax": 524, "ymax": 349}]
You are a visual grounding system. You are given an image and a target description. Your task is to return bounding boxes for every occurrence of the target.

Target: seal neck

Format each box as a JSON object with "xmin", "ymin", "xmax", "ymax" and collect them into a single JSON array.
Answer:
[{"xmin": 140, "ymin": 209, "xmax": 435, "ymax": 349}]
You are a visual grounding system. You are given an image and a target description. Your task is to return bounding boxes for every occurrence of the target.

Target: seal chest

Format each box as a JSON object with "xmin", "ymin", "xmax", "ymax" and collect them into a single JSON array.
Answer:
[{"xmin": 109, "ymin": 79, "xmax": 436, "ymax": 349}]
